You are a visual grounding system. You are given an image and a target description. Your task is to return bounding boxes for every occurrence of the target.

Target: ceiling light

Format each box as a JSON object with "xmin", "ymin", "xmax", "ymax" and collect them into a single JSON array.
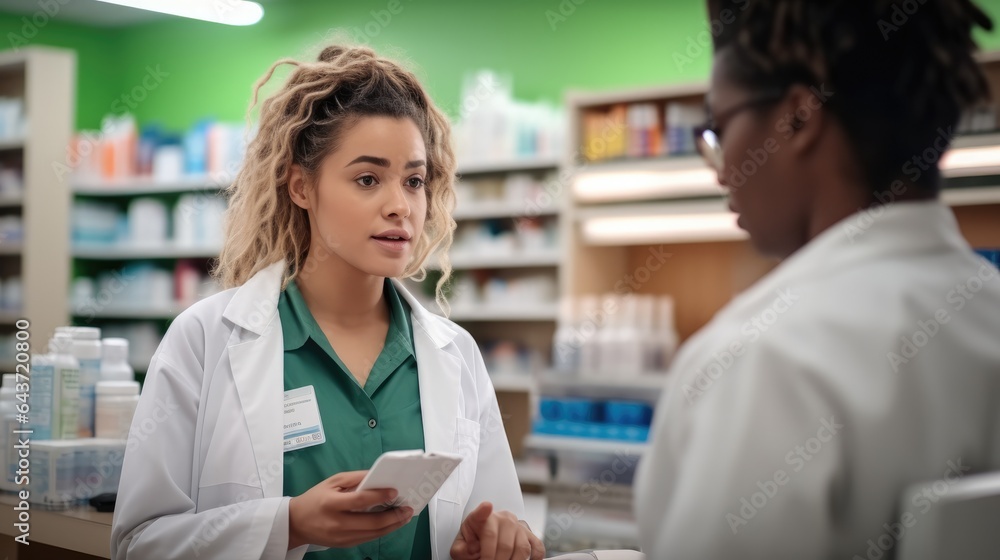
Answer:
[{"xmin": 95, "ymin": 0, "xmax": 264, "ymax": 26}]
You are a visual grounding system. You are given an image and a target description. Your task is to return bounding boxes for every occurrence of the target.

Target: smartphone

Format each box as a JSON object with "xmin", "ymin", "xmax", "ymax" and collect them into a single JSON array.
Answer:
[{"xmin": 353, "ymin": 450, "xmax": 463, "ymax": 513}]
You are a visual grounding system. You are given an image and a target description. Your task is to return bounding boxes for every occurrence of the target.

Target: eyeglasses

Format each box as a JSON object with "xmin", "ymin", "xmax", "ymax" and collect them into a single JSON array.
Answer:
[{"xmin": 693, "ymin": 93, "xmax": 785, "ymax": 172}]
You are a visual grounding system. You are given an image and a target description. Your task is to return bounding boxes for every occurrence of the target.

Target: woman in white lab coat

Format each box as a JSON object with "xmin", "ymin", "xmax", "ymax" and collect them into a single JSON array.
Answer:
[
  {"xmin": 635, "ymin": 2, "xmax": 1000, "ymax": 559},
  {"xmin": 111, "ymin": 45, "xmax": 544, "ymax": 560}
]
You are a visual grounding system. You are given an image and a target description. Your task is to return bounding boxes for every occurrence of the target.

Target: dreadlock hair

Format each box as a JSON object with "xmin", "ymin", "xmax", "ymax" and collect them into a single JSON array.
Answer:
[{"xmin": 707, "ymin": 0, "xmax": 994, "ymax": 197}]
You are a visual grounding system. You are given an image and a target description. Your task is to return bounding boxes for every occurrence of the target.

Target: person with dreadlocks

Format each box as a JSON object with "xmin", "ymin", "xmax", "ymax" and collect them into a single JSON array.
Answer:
[
  {"xmin": 635, "ymin": 1, "xmax": 1000, "ymax": 558},
  {"xmin": 111, "ymin": 46, "xmax": 544, "ymax": 560}
]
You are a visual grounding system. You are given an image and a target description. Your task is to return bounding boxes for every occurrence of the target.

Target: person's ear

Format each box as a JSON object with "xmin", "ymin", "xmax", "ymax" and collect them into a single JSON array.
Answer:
[
  {"xmin": 288, "ymin": 164, "xmax": 311, "ymax": 210},
  {"xmin": 781, "ymin": 84, "xmax": 829, "ymax": 157}
]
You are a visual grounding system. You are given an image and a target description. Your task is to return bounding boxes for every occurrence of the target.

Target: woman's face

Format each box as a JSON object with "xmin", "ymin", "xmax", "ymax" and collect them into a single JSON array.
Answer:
[
  {"xmin": 710, "ymin": 50, "xmax": 812, "ymax": 258},
  {"xmin": 291, "ymin": 115, "xmax": 428, "ymax": 279}
]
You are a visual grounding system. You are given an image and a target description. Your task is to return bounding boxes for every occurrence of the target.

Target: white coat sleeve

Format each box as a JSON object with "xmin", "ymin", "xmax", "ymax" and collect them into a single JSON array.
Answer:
[
  {"xmin": 110, "ymin": 330, "xmax": 308, "ymax": 560},
  {"xmin": 462, "ymin": 342, "xmax": 525, "ymax": 521},
  {"xmin": 635, "ymin": 339, "xmax": 846, "ymax": 560}
]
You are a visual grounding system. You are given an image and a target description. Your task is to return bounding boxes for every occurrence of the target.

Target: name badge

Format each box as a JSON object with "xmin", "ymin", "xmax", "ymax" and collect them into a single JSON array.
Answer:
[{"xmin": 283, "ymin": 385, "xmax": 327, "ymax": 452}]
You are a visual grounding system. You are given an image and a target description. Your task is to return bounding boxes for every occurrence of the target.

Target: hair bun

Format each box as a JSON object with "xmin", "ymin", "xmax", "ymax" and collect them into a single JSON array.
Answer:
[
  {"xmin": 318, "ymin": 45, "xmax": 377, "ymax": 64},
  {"xmin": 318, "ymin": 46, "xmax": 348, "ymax": 63}
]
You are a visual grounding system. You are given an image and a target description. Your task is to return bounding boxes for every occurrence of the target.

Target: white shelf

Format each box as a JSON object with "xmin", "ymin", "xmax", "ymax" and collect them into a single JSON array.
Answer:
[
  {"xmin": 539, "ymin": 371, "xmax": 667, "ymax": 393},
  {"xmin": 448, "ymin": 250, "xmax": 562, "ymax": 270},
  {"xmin": 452, "ymin": 202, "xmax": 559, "ymax": 221},
  {"xmin": 0, "ymin": 138, "xmax": 24, "ymax": 151},
  {"xmin": 457, "ymin": 157, "xmax": 560, "ymax": 176},
  {"xmin": 0, "ymin": 310, "xmax": 23, "ymax": 324},
  {"xmin": 490, "ymin": 374, "xmax": 537, "ymax": 392},
  {"xmin": 72, "ymin": 244, "xmax": 221, "ymax": 259},
  {"xmin": 70, "ymin": 304, "xmax": 183, "ymax": 320},
  {"xmin": 73, "ymin": 175, "xmax": 228, "ymax": 196},
  {"xmin": 524, "ymin": 434, "xmax": 648, "ymax": 456},
  {"xmin": 941, "ymin": 186, "xmax": 1000, "ymax": 206},
  {"xmin": 448, "ymin": 303, "xmax": 559, "ymax": 322},
  {"xmin": 0, "ymin": 242, "xmax": 22, "ymax": 255},
  {"xmin": 0, "ymin": 193, "xmax": 23, "ymax": 208}
]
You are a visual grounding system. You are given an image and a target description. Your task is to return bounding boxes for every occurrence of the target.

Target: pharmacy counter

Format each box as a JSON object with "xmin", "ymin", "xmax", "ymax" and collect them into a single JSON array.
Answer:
[{"xmin": 0, "ymin": 493, "xmax": 111, "ymax": 559}]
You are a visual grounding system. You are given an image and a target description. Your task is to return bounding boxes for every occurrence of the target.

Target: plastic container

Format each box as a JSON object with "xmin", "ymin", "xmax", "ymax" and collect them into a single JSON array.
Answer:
[
  {"xmin": 100, "ymin": 338, "xmax": 134, "ymax": 383},
  {"xmin": 0, "ymin": 374, "xmax": 18, "ymax": 492},
  {"xmin": 95, "ymin": 381, "xmax": 139, "ymax": 440},
  {"xmin": 69, "ymin": 327, "xmax": 101, "ymax": 438},
  {"xmin": 50, "ymin": 333, "xmax": 81, "ymax": 440}
]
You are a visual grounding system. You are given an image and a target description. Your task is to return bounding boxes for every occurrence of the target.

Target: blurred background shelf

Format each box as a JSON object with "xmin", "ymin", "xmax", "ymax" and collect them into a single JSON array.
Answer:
[
  {"xmin": 0, "ymin": 310, "xmax": 23, "ymax": 325},
  {"xmin": 448, "ymin": 303, "xmax": 559, "ymax": 322},
  {"xmin": 0, "ymin": 138, "xmax": 24, "ymax": 151},
  {"xmin": 0, "ymin": 194, "xmax": 22, "ymax": 208},
  {"xmin": 452, "ymin": 202, "xmax": 559, "ymax": 221},
  {"xmin": 0, "ymin": 243, "xmax": 21, "ymax": 255},
  {"xmin": 69, "ymin": 304, "xmax": 183, "ymax": 320},
  {"xmin": 524, "ymin": 434, "xmax": 648, "ymax": 456},
  {"xmin": 457, "ymin": 157, "xmax": 560, "ymax": 176},
  {"xmin": 448, "ymin": 250, "xmax": 562, "ymax": 270},
  {"xmin": 72, "ymin": 244, "xmax": 221, "ymax": 259},
  {"xmin": 73, "ymin": 175, "xmax": 228, "ymax": 196}
]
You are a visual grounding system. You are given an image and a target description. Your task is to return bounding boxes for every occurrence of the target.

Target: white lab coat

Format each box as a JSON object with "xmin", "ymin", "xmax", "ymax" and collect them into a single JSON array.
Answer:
[
  {"xmin": 635, "ymin": 201, "xmax": 1000, "ymax": 559},
  {"xmin": 111, "ymin": 260, "xmax": 524, "ymax": 560}
]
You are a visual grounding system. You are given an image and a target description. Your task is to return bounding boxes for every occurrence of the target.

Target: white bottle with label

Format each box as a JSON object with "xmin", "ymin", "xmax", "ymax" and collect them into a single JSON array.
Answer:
[
  {"xmin": 552, "ymin": 297, "xmax": 579, "ymax": 373},
  {"xmin": 100, "ymin": 338, "xmax": 134, "ymax": 383},
  {"xmin": 50, "ymin": 333, "xmax": 81, "ymax": 440},
  {"xmin": 656, "ymin": 295, "xmax": 680, "ymax": 369},
  {"xmin": 0, "ymin": 374, "xmax": 18, "ymax": 492},
  {"xmin": 70, "ymin": 327, "xmax": 102, "ymax": 438},
  {"xmin": 95, "ymin": 381, "xmax": 140, "ymax": 440}
]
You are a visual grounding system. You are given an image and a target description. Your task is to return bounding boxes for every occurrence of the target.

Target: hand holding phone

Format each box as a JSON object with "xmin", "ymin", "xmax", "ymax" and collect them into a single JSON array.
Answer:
[{"xmin": 353, "ymin": 450, "xmax": 463, "ymax": 513}]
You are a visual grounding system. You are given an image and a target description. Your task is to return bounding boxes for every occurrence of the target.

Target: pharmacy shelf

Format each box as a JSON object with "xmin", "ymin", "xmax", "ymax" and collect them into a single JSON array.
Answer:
[
  {"xmin": 457, "ymin": 156, "xmax": 560, "ymax": 176},
  {"xmin": 448, "ymin": 250, "xmax": 562, "ymax": 270},
  {"xmin": 490, "ymin": 373, "xmax": 538, "ymax": 393},
  {"xmin": 72, "ymin": 244, "xmax": 221, "ymax": 259},
  {"xmin": 0, "ymin": 193, "xmax": 23, "ymax": 208},
  {"xmin": 0, "ymin": 309, "xmax": 23, "ymax": 324},
  {"xmin": 452, "ymin": 202, "xmax": 559, "ymax": 221},
  {"xmin": 449, "ymin": 303, "xmax": 559, "ymax": 322},
  {"xmin": 73, "ymin": 175, "xmax": 228, "ymax": 196},
  {"xmin": 539, "ymin": 372, "xmax": 667, "ymax": 400},
  {"xmin": 0, "ymin": 138, "xmax": 24, "ymax": 151},
  {"xmin": 524, "ymin": 434, "xmax": 648, "ymax": 456},
  {"xmin": 0, "ymin": 242, "xmax": 22, "ymax": 255},
  {"xmin": 70, "ymin": 303, "xmax": 184, "ymax": 320},
  {"xmin": 941, "ymin": 186, "xmax": 1000, "ymax": 206}
]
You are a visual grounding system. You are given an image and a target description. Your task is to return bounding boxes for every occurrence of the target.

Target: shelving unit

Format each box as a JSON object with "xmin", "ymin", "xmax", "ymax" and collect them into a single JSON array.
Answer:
[
  {"xmin": 0, "ymin": 48, "xmax": 76, "ymax": 347},
  {"xmin": 524, "ymin": 434, "xmax": 648, "ymax": 457},
  {"xmin": 70, "ymin": 178, "xmax": 227, "ymax": 375}
]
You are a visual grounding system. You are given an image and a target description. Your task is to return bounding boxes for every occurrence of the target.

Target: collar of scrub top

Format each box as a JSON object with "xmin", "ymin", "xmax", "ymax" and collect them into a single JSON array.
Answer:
[{"xmin": 279, "ymin": 277, "xmax": 415, "ymax": 361}]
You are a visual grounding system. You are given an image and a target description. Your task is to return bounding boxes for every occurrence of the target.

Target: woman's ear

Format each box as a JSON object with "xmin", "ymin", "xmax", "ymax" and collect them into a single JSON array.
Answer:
[{"xmin": 287, "ymin": 164, "xmax": 310, "ymax": 210}]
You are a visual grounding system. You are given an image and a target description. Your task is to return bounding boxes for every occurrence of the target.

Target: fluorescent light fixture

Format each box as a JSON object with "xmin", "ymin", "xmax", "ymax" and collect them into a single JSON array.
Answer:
[
  {"xmin": 95, "ymin": 0, "xmax": 264, "ymax": 26},
  {"xmin": 941, "ymin": 145, "xmax": 1000, "ymax": 176},
  {"xmin": 582, "ymin": 212, "xmax": 746, "ymax": 245},
  {"xmin": 574, "ymin": 167, "xmax": 722, "ymax": 203}
]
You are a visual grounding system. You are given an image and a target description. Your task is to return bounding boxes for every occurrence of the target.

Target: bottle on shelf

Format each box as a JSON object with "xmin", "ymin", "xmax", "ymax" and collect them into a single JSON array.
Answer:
[
  {"xmin": 552, "ymin": 297, "xmax": 579, "ymax": 373},
  {"xmin": 655, "ymin": 295, "xmax": 680, "ymax": 369},
  {"xmin": 61, "ymin": 326, "xmax": 102, "ymax": 438},
  {"xmin": 49, "ymin": 332, "xmax": 81, "ymax": 440},
  {"xmin": 0, "ymin": 374, "xmax": 19, "ymax": 492},
  {"xmin": 100, "ymin": 338, "xmax": 135, "ymax": 383}
]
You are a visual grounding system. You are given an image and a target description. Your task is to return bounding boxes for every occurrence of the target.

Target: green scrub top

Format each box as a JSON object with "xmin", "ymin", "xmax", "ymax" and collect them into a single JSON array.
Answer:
[{"xmin": 279, "ymin": 278, "xmax": 432, "ymax": 560}]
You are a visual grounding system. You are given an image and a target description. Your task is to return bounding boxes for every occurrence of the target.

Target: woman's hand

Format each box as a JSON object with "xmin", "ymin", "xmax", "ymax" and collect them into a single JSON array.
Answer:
[
  {"xmin": 450, "ymin": 501, "xmax": 545, "ymax": 560},
  {"xmin": 287, "ymin": 470, "xmax": 414, "ymax": 550}
]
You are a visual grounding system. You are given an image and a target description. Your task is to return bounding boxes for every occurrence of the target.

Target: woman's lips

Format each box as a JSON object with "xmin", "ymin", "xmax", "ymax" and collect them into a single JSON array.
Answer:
[{"xmin": 371, "ymin": 236, "xmax": 409, "ymax": 252}]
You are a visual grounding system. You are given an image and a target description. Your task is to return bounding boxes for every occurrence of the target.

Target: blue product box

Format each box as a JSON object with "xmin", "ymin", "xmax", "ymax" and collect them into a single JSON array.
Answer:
[{"xmin": 605, "ymin": 401, "xmax": 654, "ymax": 427}]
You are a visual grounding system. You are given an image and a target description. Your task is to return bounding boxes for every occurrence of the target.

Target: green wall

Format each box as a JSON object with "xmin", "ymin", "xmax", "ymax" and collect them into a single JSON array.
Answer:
[{"xmin": 3, "ymin": 0, "xmax": 1000, "ymax": 131}]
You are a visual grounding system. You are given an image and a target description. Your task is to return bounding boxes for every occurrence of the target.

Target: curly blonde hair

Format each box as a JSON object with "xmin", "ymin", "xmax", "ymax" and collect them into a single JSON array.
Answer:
[{"xmin": 214, "ymin": 45, "xmax": 456, "ymax": 310}]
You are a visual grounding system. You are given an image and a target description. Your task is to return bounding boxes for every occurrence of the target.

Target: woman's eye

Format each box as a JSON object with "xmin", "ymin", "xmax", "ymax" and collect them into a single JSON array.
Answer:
[
  {"xmin": 407, "ymin": 177, "xmax": 426, "ymax": 189},
  {"xmin": 356, "ymin": 175, "xmax": 378, "ymax": 188}
]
